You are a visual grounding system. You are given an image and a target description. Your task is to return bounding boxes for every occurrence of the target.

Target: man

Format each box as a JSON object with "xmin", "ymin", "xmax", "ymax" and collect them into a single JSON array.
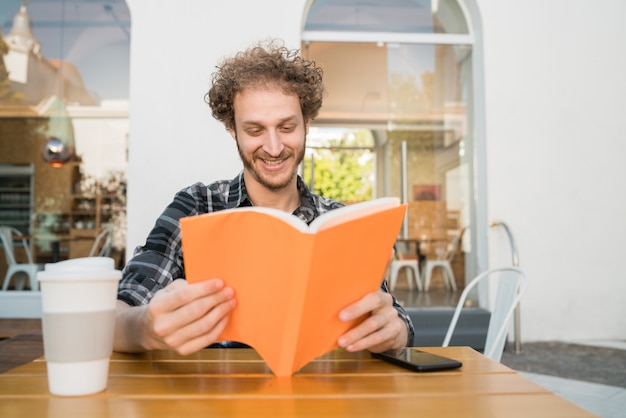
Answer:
[{"xmin": 114, "ymin": 40, "xmax": 414, "ymax": 356}]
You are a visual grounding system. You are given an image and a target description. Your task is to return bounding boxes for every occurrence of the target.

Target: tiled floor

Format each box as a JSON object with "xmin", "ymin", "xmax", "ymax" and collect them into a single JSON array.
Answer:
[{"xmin": 521, "ymin": 368, "xmax": 626, "ymax": 418}]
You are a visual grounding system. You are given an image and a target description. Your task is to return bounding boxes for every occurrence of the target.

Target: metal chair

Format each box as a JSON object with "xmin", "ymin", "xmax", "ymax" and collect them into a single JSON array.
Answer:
[
  {"xmin": 389, "ymin": 258, "xmax": 422, "ymax": 291},
  {"xmin": 0, "ymin": 226, "xmax": 41, "ymax": 291},
  {"xmin": 389, "ymin": 241, "xmax": 423, "ymax": 291},
  {"xmin": 89, "ymin": 226, "xmax": 114, "ymax": 257},
  {"xmin": 423, "ymin": 231, "xmax": 462, "ymax": 291},
  {"xmin": 442, "ymin": 266, "xmax": 529, "ymax": 362}
]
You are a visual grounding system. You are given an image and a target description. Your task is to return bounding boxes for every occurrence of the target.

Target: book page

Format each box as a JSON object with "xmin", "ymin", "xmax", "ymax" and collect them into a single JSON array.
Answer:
[
  {"xmin": 186, "ymin": 197, "xmax": 401, "ymax": 236},
  {"xmin": 309, "ymin": 197, "xmax": 401, "ymax": 232},
  {"xmin": 197, "ymin": 205, "xmax": 310, "ymax": 232}
]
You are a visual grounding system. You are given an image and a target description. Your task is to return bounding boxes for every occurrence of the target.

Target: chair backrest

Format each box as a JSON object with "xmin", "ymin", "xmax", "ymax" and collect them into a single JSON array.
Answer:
[
  {"xmin": 89, "ymin": 226, "xmax": 113, "ymax": 257},
  {"xmin": 442, "ymin": 266, "xmax": 528, "ymax": 362},
  {"xmin": 444, "ymin": 235, "xmax": 459, "ymax": 261},
  {"xmin": 0, "ymin": 226, "xmax": 34, "ymax": 265},
  {"xmin": 444, "ymin": 226, "xmax": 469, "ymax": 262}
]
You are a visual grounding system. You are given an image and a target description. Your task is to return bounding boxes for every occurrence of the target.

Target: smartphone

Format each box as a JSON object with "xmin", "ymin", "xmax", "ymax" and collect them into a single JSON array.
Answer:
[{"xmin": 371, "ymin": 348, "xmax": 462, "ymax": 372}]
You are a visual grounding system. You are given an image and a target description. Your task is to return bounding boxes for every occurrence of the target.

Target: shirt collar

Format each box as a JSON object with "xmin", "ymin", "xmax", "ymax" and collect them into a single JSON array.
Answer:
[
  {"xmin": 226, "ymin": 172, "xmax": 252, "ymax": 209},
  {"xmin": 227, "ymin": 171, "xmax": 319, "ymax": 224}
]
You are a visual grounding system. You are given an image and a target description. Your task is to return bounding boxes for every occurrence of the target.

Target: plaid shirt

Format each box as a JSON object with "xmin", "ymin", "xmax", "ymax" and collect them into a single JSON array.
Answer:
[{"xmin": 118, "ymin": 171, "xmax": 414, "ymax": 346}]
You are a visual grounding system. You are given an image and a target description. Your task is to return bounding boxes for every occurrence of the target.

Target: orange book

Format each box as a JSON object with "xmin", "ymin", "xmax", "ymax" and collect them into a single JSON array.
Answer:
[{"xmin": 180, "ymin": 197, "xmax": 407, "ymax": 376}]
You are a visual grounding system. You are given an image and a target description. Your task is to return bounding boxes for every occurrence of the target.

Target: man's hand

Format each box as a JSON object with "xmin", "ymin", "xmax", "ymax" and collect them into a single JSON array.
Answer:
[
  {"xmin": 337, "ymin": 290, "xmax": 408, "ymax": 353},
  {"xmin": 115, "ymin": 278, "xmax": 236, "ymax": 355}
]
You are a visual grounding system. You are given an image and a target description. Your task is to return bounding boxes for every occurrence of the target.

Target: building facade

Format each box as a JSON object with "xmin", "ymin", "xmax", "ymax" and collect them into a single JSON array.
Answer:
[
  {"xmin": 1, "ymin": 0, "xmax": 625, "ymax": 343},
  {"xmin": 124, "ymin": 0, "xmax": 626, "ymax": 343}
]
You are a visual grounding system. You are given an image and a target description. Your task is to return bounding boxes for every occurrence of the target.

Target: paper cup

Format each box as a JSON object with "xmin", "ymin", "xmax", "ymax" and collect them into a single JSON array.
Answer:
[{"xmin": 38, "ymin": 257, "xmax": 121, "ymax": 396}]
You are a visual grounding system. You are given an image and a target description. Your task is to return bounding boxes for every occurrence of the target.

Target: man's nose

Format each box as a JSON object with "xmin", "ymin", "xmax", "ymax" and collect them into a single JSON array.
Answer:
[{"xmin": 263, "ymin": 130, "xmax": 285, "ymax": 156}]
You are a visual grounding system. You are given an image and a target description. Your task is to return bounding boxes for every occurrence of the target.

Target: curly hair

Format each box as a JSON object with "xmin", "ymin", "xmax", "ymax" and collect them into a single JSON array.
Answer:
[{"xmin": 205, "ymin": 40, "xmax": 325, "ymax": 130}]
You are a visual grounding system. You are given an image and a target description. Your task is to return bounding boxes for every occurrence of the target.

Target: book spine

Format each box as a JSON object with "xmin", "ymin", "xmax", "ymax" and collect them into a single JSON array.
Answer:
[{"xmin": 276, "ymin": 234, "xmax": 315, "ymax": 376}]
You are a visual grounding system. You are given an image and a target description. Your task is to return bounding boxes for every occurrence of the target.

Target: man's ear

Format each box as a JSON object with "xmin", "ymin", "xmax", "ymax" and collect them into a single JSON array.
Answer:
[{"xmin": 304, "ymin": 118, "xmax": 310, "ymax": 135}]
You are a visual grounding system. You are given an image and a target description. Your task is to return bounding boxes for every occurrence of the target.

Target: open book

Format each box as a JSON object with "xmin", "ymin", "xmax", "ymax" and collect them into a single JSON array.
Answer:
[{"xmin": 180, "ymin": 197, "xmax": 407, "ymax": 376}]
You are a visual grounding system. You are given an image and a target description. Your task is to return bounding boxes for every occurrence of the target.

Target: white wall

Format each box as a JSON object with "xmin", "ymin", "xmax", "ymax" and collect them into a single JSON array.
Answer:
[
  {"xmin": 124, "ymin": 0, "xmax": 308, "ymax": 254},
  {"xmin": 124, "ymin": 0, "xmax": 626, "ymax": 342},
  {"xmin": 479, "ymin": 0, "xmax": 626, "ymax": 341}
]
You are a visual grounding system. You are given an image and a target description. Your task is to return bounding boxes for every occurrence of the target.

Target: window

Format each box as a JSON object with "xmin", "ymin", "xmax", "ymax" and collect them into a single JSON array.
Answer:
[
  {"xmin": 0, "ymin": 0, "xmax": 130, "ymax": 268},
  {"xmin": 303, "ymin": 0, "xmax": 483, "ymax": 288}
]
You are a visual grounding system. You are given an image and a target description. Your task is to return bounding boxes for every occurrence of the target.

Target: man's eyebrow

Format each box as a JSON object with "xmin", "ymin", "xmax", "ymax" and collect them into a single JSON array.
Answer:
[
  {"xmin": 241, "ymin": 115, "xmax": 299, "ymax": 127},
  {"xmin": 278, "ymin": 115, "xmax": 299, "ymax": 124}
]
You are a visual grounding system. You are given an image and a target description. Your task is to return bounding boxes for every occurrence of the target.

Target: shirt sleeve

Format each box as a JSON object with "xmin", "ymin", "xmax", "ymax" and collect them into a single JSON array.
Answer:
[
  {"xmin": 380, "ymin": 278, "xmax": 415, "ymax": 347},
  {"xmin": 117, "ymin": 185, "xmax": 207, "ymax": 306}
]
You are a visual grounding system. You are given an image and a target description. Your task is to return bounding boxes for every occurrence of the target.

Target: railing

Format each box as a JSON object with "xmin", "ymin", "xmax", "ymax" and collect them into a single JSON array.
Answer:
[{"xmin": 490, "ymin": 220, "xmax": 522, "ymax": 354}]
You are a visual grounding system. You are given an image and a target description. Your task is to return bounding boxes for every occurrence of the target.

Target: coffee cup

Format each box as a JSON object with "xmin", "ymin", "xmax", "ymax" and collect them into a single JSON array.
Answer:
[{"xmin": 38, "ymin": 257, "xmax": 121, "ymax": 396}]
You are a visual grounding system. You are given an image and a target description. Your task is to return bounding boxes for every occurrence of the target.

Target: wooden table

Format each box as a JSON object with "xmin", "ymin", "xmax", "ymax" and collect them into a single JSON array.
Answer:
[{"xmin": 0, "ymin": 347, "xmax": 596, "ymax": 417}]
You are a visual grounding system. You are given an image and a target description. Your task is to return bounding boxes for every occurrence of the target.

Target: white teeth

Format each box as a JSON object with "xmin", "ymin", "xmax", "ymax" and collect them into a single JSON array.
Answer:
[{"xmin": 263, "ymin": 159, "xmax": 283, "ymax": 166}]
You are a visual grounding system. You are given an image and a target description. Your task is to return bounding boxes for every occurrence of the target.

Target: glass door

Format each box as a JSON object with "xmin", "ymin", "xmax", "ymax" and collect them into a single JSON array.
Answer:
[
  {"xmin": 384, "ymin": 42, "xmax": 476, "ymax": 289},
  {"xmin": 302, "ymin": 0, "xmax": 482, "ymax": 291}
]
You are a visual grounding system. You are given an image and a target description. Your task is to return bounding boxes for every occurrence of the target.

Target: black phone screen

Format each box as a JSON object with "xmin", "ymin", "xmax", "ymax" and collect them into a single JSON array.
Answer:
[{"xmin": 371, "ymin": 349, "xmax": 462, "ymax": 372}]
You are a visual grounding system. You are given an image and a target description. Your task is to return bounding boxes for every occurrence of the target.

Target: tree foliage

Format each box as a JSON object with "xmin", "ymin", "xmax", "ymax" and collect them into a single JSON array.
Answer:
[{"xmin": 303, "ymin": 130, "xmax": 373, "ymax": 203}]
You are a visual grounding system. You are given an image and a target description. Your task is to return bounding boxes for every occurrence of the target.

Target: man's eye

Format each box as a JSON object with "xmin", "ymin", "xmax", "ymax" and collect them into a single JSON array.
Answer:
[
  {"xmin": 246, "ymin": 129, "xmax": 263, "ymax": 136},
  {"xmin": 280, "ymin": 125, "xmax": 296, "ymax": 132}
]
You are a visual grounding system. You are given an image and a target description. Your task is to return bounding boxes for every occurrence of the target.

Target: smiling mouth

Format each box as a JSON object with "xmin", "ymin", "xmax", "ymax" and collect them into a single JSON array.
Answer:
[{"xmin": 262, "ymin": 158, "xmax": 286, "ymax": 166}]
